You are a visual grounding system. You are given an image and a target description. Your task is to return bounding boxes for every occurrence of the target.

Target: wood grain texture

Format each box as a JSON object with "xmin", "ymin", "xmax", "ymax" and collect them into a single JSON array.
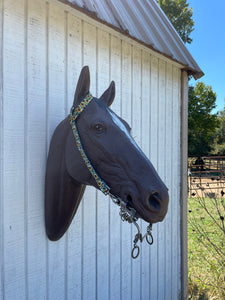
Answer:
[
  {"xmin": 171, "ymin": 66, "xmax": 181, "ymax": 300},
  {"xmin": 2, "ymin": 0, "xmax": 26, "ymax": 298},
  {"xmin": 180, "ymin": 70, "xmax": 189, "ymax": 300},
  {"xmin": 0, "ymin": 0, "xmax": 184, "ymax": 299},
  {"xmin": 26, "ymin": 0, "xmax": 48, "ymax": 298},
  {"xmin": 150, "ymin": 55, "xmax": 159, "ymax": 300},
  {"xmin": 109, "ymin": 34, "xmax": 122, "ymax": 300},
  {"xmin": 121, "ymin": 40, "xmax": 132, "ymax": 300},
  {"xmin": 66, "ymin": 13, "xmax": 82, "ymax": 300},
  {"xmin": 165, "ymin": 62, "xmax": 173, "ymax": 300},
  {"xmin": 157, "ymin": 59, "xmax": 166, "ymax": 300},
  {"xmin": 141, "ymin": 50, "xmax": 151, "ymax": 300},
  {"xmin": 96, "ymin": 28, "xmax": 110, "ymax": 300},
  {"xmin": 82, "ymin": 21, "xmax": 97, "ymax": 300},
  {"xmin": 0, "ymin": 0, "xmax": 3, "ymax": 297},
  {"xmin": 131, "ymin": 46, "xmax": 142, "ymax": 300},
  {"xmin": 47, "ymin": 3, "xmax": 67, "ymax": 300},
  {"xmin": 0, "ymin": 1, "xmax": 4, "ymax": 295}
]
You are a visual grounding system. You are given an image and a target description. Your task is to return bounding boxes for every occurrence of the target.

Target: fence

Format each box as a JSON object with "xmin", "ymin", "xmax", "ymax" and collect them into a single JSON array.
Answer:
[{"xmin": 188, "ymin": 156, "xmax": 225, "ymax": 198}]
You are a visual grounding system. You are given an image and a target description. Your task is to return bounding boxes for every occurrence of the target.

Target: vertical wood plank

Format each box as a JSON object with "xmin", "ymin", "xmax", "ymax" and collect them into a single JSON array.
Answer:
[
  {"xmin": 0, "ymin": 0, "xmax": 3, "ymax": 296},
  {"xmin": 96, "ymin": 28, "xmax": 110, "ymax": 300},
  {"xmin": 149, "ymin": 55, "xmax": 159, "ymax": 300},
  {"xmin": 140, "ymin": 51, "xmax": 151, "ymax": 159},
  {"xmin": 109, "ymin": 34, "xmax": 122, "ymax": 300},
  {"xmin": 47, "ymin": 3, "xmax": 66, "ymax": 300},
  {"xmin": 131, "ymin": 45, "xmax": 142, "ymax": 300},
  {"xmin": 82, "ymin": 21, "xmax": 97, "ymax": 300},
  {"xmin": 141, "ymin": 50, "xmax": 151, "ymax": 300},
  {"xmin": 121, "ymin": 40, "xmax": 132, "ymax": 300},
  {"xmin": 165, "ymin": 62, "xmax": 173, "ymax": 300},
  {"xmin": 157, "ymin": 59, "xmax": 166, "ymax": 300},
  {"xmin": 26, "ymin": 0, "xmax": 47, "ymax": 298},
  {"xmin": 150, "ymin": 56, "xmax": 159, "ymax": 170},
  {"xmin": 66, "ymin": 13, "xmax": 82, "ymax": 114},
  {"xmin": 180, "ymin": 71, "xmax": 188, "ymax": 300},
  {"xmin": 2, "ymin": 0, "xmax": 26, "ymax": 299},
  {"xmin": 171, "ymin": 66, "xmax": 181, "ymax": 299},
  {"xmin": 83, "ymin": 22, "xmax": 96, "ymax": 93},
  {"xmin": 66, "ymin": 13, "xmax": 82, "ymax": 300}
]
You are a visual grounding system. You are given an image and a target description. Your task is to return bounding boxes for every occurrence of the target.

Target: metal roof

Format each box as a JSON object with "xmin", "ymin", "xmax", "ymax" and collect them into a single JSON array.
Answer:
[{"xmin": 61, "ymin": 0, "xmax": 204, "ymax": 79}]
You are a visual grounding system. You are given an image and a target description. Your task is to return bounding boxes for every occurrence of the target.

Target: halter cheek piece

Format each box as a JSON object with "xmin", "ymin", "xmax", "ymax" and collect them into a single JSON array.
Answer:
[
  {"xmin": 69, "ymin": 92, "xmax": 153, "ymax": 259},
  {"xmin": 69, "ymin": 93, "xmax": 110, "ymax": 195}
]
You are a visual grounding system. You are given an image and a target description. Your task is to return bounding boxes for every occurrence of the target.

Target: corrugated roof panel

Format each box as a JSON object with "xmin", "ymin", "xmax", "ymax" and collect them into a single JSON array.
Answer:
[
  {"xmin": 64, "ymin": 0, "xmax": 203, "ymax": 78},
  {"xmin": 148, "ymin": 0, "xmax": 200, "ymax": 70},
  {"xmin": 130, "ymin": 1, "xmax": 174, "ymax": 55},
  {"xmin": 144, "ymin": 0, "xmax": 189, "ymax": 62},
  {"xmin": 86, "ymin": 0, "xmax": 119, "ymax": 28}
]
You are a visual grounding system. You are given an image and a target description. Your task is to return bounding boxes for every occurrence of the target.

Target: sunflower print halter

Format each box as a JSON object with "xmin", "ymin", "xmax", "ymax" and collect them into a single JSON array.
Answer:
[{"xmin": 69, "ymin": 92, "xmax": 110, "ymax": 195}]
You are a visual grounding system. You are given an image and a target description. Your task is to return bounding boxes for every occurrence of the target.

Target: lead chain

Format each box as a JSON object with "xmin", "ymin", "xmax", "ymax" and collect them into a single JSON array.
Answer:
[
  {"xmin": 131, "ymin": 223, "xmax": 153, "ymax": 259},
  {"xmin": 109, "ymin": 193, "xmax": 154, "ymax": 259}
]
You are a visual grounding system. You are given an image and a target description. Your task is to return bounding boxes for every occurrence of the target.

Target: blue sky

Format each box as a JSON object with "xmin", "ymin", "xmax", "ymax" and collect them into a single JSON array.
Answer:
[{"xmin": 187, "ymin": 0, "xmax": 225, "ymax": 113}]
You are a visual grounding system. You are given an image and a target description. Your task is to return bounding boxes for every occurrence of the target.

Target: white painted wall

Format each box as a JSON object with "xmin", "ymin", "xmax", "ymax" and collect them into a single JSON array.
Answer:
[{"xmin": 0, "ymin": 0, "xmax": 182, "ymax": 299}]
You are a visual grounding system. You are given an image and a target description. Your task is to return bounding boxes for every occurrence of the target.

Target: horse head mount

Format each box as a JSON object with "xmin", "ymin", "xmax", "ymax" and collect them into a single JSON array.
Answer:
[{"xmin": 45, "ymin": 66, "xmax": 169, "ymax": 259}]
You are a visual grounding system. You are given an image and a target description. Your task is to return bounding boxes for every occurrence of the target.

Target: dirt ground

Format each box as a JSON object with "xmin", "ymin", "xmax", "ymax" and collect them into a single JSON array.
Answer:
[
  {"xmin": 188, "ymin": 175, "xmax": 225, "ymax": 198},
  {"xmin": 188, "ymin": 156, "xmax": 225, "ymax": 198}
]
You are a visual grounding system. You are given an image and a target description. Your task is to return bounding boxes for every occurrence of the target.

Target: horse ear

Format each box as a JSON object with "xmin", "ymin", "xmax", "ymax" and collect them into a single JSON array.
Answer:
[
  {"xmin": 73, "ymin": 66, "xmax": 90, "ymax": 107},
  {"xmin": 99, "ymin": 81, "xmax": 115, "ymax": 107}
]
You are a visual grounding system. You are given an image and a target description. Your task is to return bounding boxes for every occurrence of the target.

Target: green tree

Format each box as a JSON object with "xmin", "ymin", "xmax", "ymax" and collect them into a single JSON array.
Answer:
[
  {"xmin": 157, "ymin": 0, "xmax": 194, "ymax": 44},
  {"xmin": 215, "ymin": 106, "xmax": 225, "ymax": 144},
  {"xmin": 210, "ymin": 104, "xmax": 225, "ymax": 155},
  {"xmin": 188, "ymin": 82, "xmax": 218, "ymax": 156}
]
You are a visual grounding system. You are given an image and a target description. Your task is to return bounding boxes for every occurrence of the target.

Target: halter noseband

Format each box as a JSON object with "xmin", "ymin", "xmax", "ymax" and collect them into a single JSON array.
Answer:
[{"xmin": 69, "ymin": 92, "xmax": 153, "ymax": 259}]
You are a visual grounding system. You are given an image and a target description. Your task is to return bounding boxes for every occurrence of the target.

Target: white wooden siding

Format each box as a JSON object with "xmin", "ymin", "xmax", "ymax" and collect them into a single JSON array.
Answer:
[{"xmin": 0, "ymin": 0, "xmax": 181, "ymax": 299}]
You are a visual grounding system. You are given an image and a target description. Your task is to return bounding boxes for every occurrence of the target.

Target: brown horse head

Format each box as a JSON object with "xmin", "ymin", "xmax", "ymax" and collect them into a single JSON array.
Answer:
[{"xmin": 45, "ymin": 66, "xmax": 169, "ymax": 241}]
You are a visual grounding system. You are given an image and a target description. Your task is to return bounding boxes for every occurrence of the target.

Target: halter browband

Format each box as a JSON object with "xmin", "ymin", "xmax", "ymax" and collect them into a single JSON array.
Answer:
[
  {"xmin": 69, "ymin": 92, "xmax": 153, "ymax": 259},
  {"xmin": 69, "ymin": 92, "xmax": 110, "ymax": 195}
]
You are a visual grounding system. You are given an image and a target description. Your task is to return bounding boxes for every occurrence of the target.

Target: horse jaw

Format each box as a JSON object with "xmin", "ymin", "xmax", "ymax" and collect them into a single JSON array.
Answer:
[{"xmin": 45, "ymin": 117, "xmax": 86, "ymax": 241}]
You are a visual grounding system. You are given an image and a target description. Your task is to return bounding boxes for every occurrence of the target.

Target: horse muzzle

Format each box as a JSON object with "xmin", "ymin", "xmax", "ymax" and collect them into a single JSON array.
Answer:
[
  {"xmin": 144, "ymin": 188, "xmax": 169, "ymax": 223},
  {"xmin": 120, "ymin": 183, "xmax": 169, "ymax": 224}
]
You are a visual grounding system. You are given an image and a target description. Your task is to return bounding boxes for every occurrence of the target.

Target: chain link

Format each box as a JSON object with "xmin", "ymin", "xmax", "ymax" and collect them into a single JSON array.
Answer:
[{"xmin": 109, "ymin": 193, "xmax": 154, "ymax": 259}]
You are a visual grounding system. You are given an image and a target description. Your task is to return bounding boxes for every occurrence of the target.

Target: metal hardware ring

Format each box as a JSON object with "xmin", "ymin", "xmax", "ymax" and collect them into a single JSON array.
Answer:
[{"xmin": 131, "ymin": 245, "xmax": 140, "ymax": 259}]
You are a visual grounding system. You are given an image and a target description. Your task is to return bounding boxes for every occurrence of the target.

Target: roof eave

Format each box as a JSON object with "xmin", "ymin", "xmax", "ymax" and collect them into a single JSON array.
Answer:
[
  {"xmin": 183, "ymin": 67, "xmax": 204, "ymax": 80},
  {"xmin": 57, "ymin": 0, "xmax": 204, "ymax": 80}
]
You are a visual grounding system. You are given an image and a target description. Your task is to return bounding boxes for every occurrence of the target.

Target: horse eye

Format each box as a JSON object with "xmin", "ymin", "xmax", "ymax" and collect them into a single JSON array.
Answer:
[{"xmin": 94, "ymin": 123, "xmax": 105, "ymax": 133}]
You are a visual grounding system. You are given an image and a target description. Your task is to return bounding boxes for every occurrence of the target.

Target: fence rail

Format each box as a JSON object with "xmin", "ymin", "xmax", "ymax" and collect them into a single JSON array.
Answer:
[{"xmin": 188, "ymin": 156, "xmax": 225, "ymax": 198}]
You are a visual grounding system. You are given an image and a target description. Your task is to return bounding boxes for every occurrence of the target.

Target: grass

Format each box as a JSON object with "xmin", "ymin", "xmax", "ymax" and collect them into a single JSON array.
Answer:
[{"xmin": 188, "ymin": 197, "xmax": 225, "ymax": 299}]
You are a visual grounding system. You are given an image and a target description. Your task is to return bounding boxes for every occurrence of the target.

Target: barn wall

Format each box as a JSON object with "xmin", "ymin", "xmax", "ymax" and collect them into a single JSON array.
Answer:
[{"xmin": 0, "ymin": 0, "xmax": 182, "ymax": 299}]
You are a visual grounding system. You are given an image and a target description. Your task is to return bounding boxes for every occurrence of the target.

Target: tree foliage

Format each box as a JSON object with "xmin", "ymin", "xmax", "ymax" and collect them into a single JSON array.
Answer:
[
  {"xmin": 157, "ymin": 0, "xmax": 194, "ymax": 44},
  {"xmin": 214, "ymin": 106, "xmax": 225, "ymax": 145},
  {"xmin": 210, "ymin": 104, "xmax": 225, "ymax": 155},
  {"xmin": 188, "ymin": 82, "xmax": 218, "ymax": 156}
]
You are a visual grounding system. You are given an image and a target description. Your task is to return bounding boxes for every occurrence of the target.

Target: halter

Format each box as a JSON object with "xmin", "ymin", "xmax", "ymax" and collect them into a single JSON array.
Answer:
[
  {"xmin": 69, "ymin": 92, "xmax": 110, "ymax": 195},
  {"xmin": 69, "ymin": 92, "xmax": 153, "ymax": 259}
]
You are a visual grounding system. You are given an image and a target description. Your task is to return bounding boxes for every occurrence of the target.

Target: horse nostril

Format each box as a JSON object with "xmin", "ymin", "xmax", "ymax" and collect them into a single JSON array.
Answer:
[{"xmin": 148, "ymin": 192, "xmax": 161, "ymax": 211}]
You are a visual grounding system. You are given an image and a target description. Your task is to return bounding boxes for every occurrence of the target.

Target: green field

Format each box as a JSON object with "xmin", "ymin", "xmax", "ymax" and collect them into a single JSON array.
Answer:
[{"xmin": 188, "ymin": 197, "xmax": 225, "ymax": 299}]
